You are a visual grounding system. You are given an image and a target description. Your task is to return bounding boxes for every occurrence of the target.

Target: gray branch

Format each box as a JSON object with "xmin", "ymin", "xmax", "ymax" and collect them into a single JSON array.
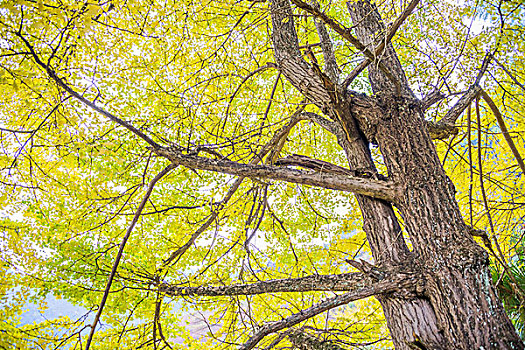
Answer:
[
  {"xmin": 239, "ymin": 272, "xmax": 418, "ymax": 350},
  {"xmin": 289, "ymin": 0, "xmax": 401, "ymax": 93},
  {"xmin": 436, "ymin": 52, "xmax": 492, "ymax": 127},
  {"xmin": 270, "ymin": 0, "xmax": 333, "ymax": 106},
  {"xmin": 153, "ymin": 146, "xmax": 401, "ymax": 202},
  {"xmin": 437, "ymin": 84, "xmax": 481, "ymax": 127},
  {"xmin": 343, "ymin": 0, "xmax": 420, "ymax": 91},
  {"xmin": 161, "ymin": 272, "xmax": 375, "ymax": 297},
  {"xmin": 300, "ymin": 112, "xmax": 339, "ymax": 135},
  {"xmin": 311, "ymin": 1, "xmax": 340, "ymax": 82}
]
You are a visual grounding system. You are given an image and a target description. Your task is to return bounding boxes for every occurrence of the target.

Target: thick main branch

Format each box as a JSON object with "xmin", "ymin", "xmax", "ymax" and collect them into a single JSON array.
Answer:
[
  {"xmin": 153, "ymin": 146, "xmax": 400, "ymax": 201},
  {"xmin": 289, "ymin": 0, "xmax": 400, "ymax": 91},
  {"xmin": 160, "ymin": 270, "xmax": 412, "ymax": 297},
  {"xmin": 239, "ymin": 270, "xmax": 418, "ymax": 350}
]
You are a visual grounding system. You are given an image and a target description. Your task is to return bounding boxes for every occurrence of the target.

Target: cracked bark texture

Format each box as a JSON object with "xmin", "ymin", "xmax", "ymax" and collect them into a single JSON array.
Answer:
[
  {"xmin": 346, "ymin": 1, "xmax": 522, "ymax": 349},
  {"xmin": 269, "ymin": 0, "xmax": 523, "ymax": 348},
  {"xmin": 270, "ymin": 0, "xmax": 444, "ymax": 349}
]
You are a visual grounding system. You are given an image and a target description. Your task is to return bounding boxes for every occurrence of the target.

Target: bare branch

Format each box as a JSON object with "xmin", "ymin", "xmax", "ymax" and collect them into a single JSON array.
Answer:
[
  {"xmin": 436, "ymin": 53, "xmax": 492, "ymax": 127},
  {"xmin": 275, "ymin": 154, "xmax": 374, "ymax": 178},
  {"xmin": 480, "ymin": 89, "xmax": 525, "ymax": 174},
  {"xmin": 421, "ymin": 88, "xmax": 446, "ymax": 111},
  {"xmin": 161, "ymin": 180, "xmax": 241, "ymax": 266},
  {"xmin": 270, "ymin": 0, "xmax": 333, "ymax": 105},
  {"xmin": 160, "ymin": 271, "xmax": 381, "ymax": 297},
  {"xmin": 163, "ymin": 110, "xmax": 306, "ymax": 266},
  {"xmin": 379, "ymin": 0, "xmax": 421, "ymax": 57},
  {"xmin": 475, "ymin": 53, "xmax": 493, "ymax": 85},
  {"xmin": 16, "ymin": 31, "xmax": 160, "ymax": 149},
  {"xmin": 239, "ymin": 272, "xmax": 417, "ymax": 350},
  {"xmin": 224, "ymin": 63, "xmax": 278, "ymax": 130},
  {"xmin": 287, "ymin": 329, "xmax": 348, "ymax": 350},
  {"xmin": 342, "ymin": 59, "xmax": 369, "ymax": 91},
  {"xmin": 343, "ymin": 0, "xmax": 420, "ymax": 90},
  {"xmin": 437, "ymin": 84, "xmax": 481, "ymax": 127},
  {"xmin": 153, "ymin": 146, "xmax": 401, "ymax": 201},
  {"xmin": 311, "ymin": 1, "xmax": 340, "ymax": 82},
  {"xmin": 300, "ymin": 111, "xmax": 339, "ymax": 135},
  {"xmin": 288, "ymin": 0, "xmax": 400, "ymax": 92},
  {"xmin": 266, "ymin": 110, "xmax": 339, "ymax": 165},
  {"xmin": 85, "ymin": 164, "xmax": 177, "ymax": 350},
  {"xmin": 427, "ymin": 122, "xmax": 459, "ymax": 140}
]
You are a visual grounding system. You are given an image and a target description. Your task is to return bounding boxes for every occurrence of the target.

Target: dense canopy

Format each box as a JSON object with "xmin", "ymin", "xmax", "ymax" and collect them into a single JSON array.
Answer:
[{"xmin": 0, "ymin": 0, "xmax": 524, "ymax": 349}]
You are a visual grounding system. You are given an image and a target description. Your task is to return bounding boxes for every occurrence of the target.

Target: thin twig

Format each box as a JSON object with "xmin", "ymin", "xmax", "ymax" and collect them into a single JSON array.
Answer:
[
  {"xmin": 492, "ymin": 56, "xmax": 525, "ymax": 93},
  {"xmin": 480, "ymin": 89, "xmax": 525, "ymax": 174},
  {"xmin": 223, "ymin": 63, "xmax": 277, "ymax": 131},
  {"xmin": 163, "ymin": 107, "xmax": 306, "ymax": 266},
  {"xmin": 475, "ymin": 99, "xmax": 518, "ymax": 289},
  {"xmin": 84, "ymin": 163, "xmax": 176, "ymax": 350},
  {"xmin": 16, "ymin": 31, "xmax": 159, "ymax": 148}
]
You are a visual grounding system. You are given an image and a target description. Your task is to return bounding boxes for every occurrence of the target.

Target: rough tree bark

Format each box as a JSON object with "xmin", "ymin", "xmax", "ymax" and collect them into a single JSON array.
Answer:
[{"xmin": 269, "ymin": 0, "xmax": 523, "ymax": 349}]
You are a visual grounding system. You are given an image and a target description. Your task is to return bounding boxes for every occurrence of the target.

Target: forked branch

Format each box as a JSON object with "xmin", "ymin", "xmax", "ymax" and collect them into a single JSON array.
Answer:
[
  {"xmin": 163, "ymin": 110, "xmax": 306, "ymax": 266},
  {"xmin": 17, "ymin": 31, "xmax": 160, "ymax": 149},
  {"xmin": 435, "ymin": 53, "xmax": 492, "ymax": 128},
  {"xmin": 288, "ymin": 0, "xmax": 401, "ymax": 92},
  {"xmin": 311, "ymin": 1, "xmax": 340, "ymax": 82},
  {"xmin": 239, "ymin": 271, "xmax": 417, "ymax": 350},
  {"xmin": 343, "ymin": 0, "xmax": 420, "ymax": 90}
]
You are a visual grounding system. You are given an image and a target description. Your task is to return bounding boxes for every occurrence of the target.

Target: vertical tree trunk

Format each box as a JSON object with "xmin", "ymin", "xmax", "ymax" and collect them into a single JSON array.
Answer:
[
  {"xmin": 369, "ymin": 92, "xmax": 522, "ymax": 349},
  {"xmin": 333, "ymin": 104, "xmax": 448, "ymax": 349},
  {"xmin": 269, "ymin": 0, "xmax": 523, "ymax": 347},
  {"xmin": 346, "ymin": 1, "xmax": 524, "ymax": 348},
  {"xmin": 270, "ymin": 1, "xmax": 448, "ymax": 347}
]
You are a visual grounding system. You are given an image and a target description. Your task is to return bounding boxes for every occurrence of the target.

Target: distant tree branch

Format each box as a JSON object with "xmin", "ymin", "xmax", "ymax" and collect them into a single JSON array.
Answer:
[
  {"xmin": 153, "ymin": 146, "xmax": 401, "ymax": 201},
  {"xmin": 16, "ymin": 31, "xmax": 160, "ymax": 149},
  {"xmin": 162, "ymin": 109, "xmax": 307, "ymax": 266},
  {"xmin": 85, "ymin": 164, "xmax": 177, "ymax": 350},
  {"xmin": 434, "ymin": 52, "xmax": 492, "ymax": 128},
  {"xmin": 492, "ymin": 56, "xmax": 525, "ymax": 93}
]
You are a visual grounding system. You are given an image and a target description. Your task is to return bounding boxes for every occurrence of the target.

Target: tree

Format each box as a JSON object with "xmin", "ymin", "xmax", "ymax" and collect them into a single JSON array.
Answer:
[{"xmin": 0, "ymin": 0, "xmax": 524, "ymax": 349}]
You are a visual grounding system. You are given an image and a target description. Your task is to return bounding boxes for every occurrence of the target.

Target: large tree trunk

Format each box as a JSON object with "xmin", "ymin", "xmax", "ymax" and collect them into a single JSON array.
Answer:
[
  {"xmin": 372, "ymin": 93, "xmax": 521, "ymax": 348},
  {"xmin": 269, "ymin": 0, "xmax": 524, "ymax": 348},
  {"xmin": 344, "ymin": 1, "xmax": 523, "ymax": 348}
]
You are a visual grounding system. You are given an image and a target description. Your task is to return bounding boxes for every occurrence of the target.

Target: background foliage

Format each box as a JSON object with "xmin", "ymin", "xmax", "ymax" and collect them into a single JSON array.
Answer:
[{"xmin": 0, "ymin": 0, "xmax": 524, "ymax": 348}]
